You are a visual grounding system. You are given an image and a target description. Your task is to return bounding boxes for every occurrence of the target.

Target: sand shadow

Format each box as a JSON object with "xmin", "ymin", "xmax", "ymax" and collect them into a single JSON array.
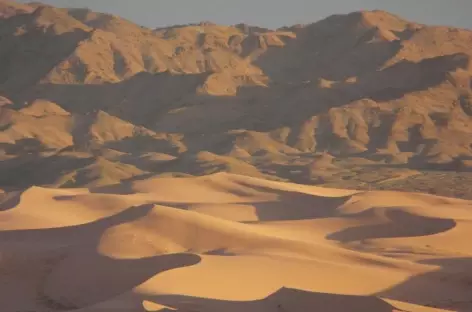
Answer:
[
  {"xmin": 0, "ymin": 189, "xmax": 21, "ymax": 211},
  {"xmin": 142, "ymin": 287, "xmax": 402, "ymax": 312},
  {"xmin": 249, "ymin": 195, "xmax": 349, "ymax": 221},
  {"xmin": 235, "ymin": 182, "xmax": 352, "ymax": 221},
  {"xmin": 326, "ymin": 209, "xmax": 456, "ymax": 243},
  {"xmin": 40, "ymin": 251, "xmax": 200, "ymax": 310},
  {"xmin": 0, "ymin": 204, "xmax": 156, "ymax": 243},
  {"xmin": 167, "ymin": 174, "xmax": 350, "ymax": 218},
  {"xmin": 203, "ymin": 248, "xmax": 237, "ymax": 256},
  {"xmin": 0, "ymin": 204, "xmax": 202, "ymax": 310},
  {"xmin": 378, "ymin": 258, "xmax": 472, "ymax": 311},
  {"xmin": 88, "ymin": 179, "xmax": 138, "ymax": 195}
]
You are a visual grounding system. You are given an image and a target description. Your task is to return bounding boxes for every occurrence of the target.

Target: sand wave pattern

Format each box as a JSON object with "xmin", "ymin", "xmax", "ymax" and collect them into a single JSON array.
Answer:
[{"xmin": 1, "ymin": 173, "xmax": 472, "ymax": 311}]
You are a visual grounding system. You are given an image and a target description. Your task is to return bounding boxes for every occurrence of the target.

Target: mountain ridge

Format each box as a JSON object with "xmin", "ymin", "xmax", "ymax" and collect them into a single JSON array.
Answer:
[{"xmin": 0, "ymin": 1, "xmax": 472, "ymax": 198}]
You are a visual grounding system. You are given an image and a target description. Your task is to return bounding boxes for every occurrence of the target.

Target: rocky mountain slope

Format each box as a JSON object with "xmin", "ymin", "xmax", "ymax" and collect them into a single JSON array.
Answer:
[{"xmin": 1, "ymin": 1, "xmax": 472, "ymax": 197}]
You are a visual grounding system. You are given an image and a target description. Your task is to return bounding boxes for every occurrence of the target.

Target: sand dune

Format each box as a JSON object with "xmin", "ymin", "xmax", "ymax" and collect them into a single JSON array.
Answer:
[{"xmin": 1, "ymin": 172, "xmax": 471, "ymax": 311}]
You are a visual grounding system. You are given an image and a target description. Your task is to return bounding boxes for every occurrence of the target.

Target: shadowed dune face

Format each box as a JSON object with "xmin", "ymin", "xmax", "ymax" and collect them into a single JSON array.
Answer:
[
  {"xmin": 0, "ymin": 190, "xmax": 21, "ymax": 211},
  {"xmin": 0, "ymin": 204, "xmax": 157, "ymax": 243},
  {"xmin": 378, "ymin": 258, "xmax": 472, "ymax": 311},
  {"xmin": 225, "ymin": 181, "xmax": 354, "ymax": 221},
  {"xmin": 43, "ymin": 253, "xmax": 201, "ymax": 310},
  {"xmin": 0, "ymin": 249, "xmax": 201, "ymax": 311},
  {"xmin": 327, "ymin": 208, "xmax": 457, "ymax": 243},
  {"xmin": 143, "ymin": 287, "xmax": 400, "ymax": 312}
]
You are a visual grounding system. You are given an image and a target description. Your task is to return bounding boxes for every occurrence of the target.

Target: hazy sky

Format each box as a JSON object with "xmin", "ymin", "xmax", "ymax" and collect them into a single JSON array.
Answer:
[{"xmin": 20, "ymin": 0, "xmax": 472, "ymax": 30}]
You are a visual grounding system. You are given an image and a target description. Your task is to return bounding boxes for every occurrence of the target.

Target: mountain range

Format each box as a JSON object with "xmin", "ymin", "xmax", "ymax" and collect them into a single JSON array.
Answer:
[{"xmin": 1, "ymin": 0, "xmax": 472, "ymax": 198}]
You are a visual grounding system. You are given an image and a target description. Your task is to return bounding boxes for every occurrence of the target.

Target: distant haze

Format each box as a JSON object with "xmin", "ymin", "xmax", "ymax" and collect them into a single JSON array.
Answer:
[{"xmin": 18, "ymin": 0, "xmax": 472, "ymax": 29}]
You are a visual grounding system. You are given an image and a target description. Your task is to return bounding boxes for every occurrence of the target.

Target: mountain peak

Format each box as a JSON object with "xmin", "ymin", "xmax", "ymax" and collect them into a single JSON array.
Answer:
[
  {"xmin": 302, "ymin": 9, "xmax": 414, "ymax": 37},
  {"xmin": 29, "ymin": 5, "xmax": 90, "ymax": 34},
  {"xmin": 0, "ymin": 0, "xmax": 33, "ymax": 18}
]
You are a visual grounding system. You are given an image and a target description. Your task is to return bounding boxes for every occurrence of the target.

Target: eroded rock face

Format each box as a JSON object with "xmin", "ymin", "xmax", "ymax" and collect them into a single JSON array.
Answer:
[{"xmin": 0, "ymin": 3, "xmax": 472, "ymax": 191}]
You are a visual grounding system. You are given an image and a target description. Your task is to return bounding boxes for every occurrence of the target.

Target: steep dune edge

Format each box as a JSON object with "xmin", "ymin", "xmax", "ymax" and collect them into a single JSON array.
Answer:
[{"xmin": 0, "ymin": 173, "xmax": 471, "ymax": 311}]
